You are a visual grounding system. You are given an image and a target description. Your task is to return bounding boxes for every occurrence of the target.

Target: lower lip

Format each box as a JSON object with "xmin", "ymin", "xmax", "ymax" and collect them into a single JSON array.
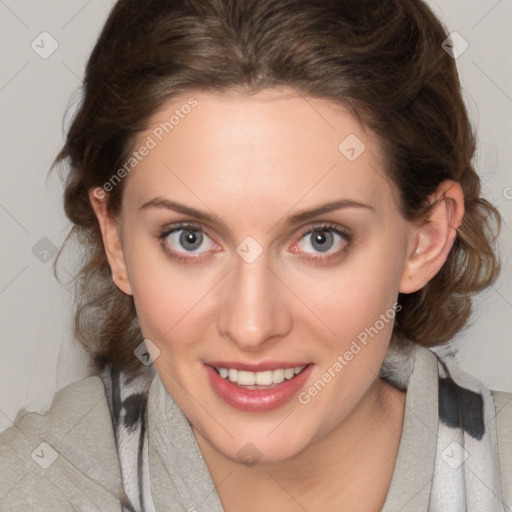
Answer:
[{"xmin": 205, "ymin": 364, "xmax": 314, "ymax": 412}]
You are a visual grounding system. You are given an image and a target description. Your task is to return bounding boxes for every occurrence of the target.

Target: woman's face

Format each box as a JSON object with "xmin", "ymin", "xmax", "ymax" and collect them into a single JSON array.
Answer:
[{"xmin": 107, "ymin": 87, "xmax": 417, "ymax": 462}]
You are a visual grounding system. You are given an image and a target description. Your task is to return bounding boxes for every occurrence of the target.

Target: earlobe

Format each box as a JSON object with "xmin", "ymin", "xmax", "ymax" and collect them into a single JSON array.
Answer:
[
  {"xmin": 88, "ymin": 187, "xmax": 133, "ymax": 296},
  {"xmin": 399, "ymin": 180, "xmax": 465, "ymax": 294}
]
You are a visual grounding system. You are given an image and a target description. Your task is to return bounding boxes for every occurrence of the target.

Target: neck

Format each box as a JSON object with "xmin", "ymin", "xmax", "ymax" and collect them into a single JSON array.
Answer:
[{"xmin": 194, "ymin": 377, "xmax": 407, "ymax": 512}]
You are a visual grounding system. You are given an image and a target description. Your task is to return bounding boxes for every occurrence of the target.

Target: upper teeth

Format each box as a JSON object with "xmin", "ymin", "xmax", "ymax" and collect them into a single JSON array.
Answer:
[{"xmin": 217, "ymin": 366, "xmax": 306, "ymax": 385}]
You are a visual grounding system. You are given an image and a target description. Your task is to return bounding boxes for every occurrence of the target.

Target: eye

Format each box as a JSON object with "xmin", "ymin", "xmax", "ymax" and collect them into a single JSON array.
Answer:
[
  {"xmin": 157, "ymin": 221, "xmax": 351, "ymax": 264},
  {"xmin": 157, "ymin": 222, "xmax": 218, "ymax": 262},
  {"xmin": 292, "ymin": 223, "xmax": 351, "ymax": 262}
]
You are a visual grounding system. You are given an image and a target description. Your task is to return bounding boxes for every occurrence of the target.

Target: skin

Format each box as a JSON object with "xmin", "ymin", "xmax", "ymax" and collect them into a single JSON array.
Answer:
[{"xmin": 90, "ymin": 87, "xmax": 464, "ymax": 511}]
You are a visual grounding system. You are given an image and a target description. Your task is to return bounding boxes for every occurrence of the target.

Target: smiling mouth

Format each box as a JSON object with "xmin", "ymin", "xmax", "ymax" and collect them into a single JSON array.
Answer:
[
  {"xmin": 205, "ymin": 362, "xmax": 314, "ymax": 411},
  {"xmin": 211, "ymin": 364, "xmax": 308, "ymax": 389}
]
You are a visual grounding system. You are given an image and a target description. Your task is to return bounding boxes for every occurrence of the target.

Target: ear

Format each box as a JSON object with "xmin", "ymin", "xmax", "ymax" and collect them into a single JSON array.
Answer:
[
  {"xmin": 88, "ymin": 187, "xmax": 133, "ymax": 296},
  {"xmin": 399, "ymin": 180, "xmax": 465, "ymax": 294}
]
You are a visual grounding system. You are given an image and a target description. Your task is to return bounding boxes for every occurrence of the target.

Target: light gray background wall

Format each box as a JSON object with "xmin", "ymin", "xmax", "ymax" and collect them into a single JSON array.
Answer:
[{"xmin": 0, "ymin": 0, "xmax": 511, "ymax": 434}]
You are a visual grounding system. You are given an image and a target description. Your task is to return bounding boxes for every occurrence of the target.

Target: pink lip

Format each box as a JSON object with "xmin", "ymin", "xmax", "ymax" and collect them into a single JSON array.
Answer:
[
  {"xmin": 206, "ymin": 360, "xmax": 310, "ymax": 372},
  {"xmin": 204, "ymin": 363, "xmax": 314, "ymax": 412}
]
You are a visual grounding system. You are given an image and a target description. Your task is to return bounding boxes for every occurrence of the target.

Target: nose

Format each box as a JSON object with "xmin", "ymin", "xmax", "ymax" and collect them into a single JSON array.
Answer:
[{"xmin": 217, "ymin": 249, "xmax": 293, "ymax": 352}]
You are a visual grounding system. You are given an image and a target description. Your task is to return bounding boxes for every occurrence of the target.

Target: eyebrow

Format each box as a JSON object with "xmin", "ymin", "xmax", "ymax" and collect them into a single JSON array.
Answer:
[{"xmin": 139, "ymin": 197, "xmax": 374, "ymax": 226}]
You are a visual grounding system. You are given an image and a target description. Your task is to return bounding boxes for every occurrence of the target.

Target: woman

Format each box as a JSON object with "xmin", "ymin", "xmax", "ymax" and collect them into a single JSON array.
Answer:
[{"xmin": 0, "ymin": 0, "xmax": 510, "ymax": 511}]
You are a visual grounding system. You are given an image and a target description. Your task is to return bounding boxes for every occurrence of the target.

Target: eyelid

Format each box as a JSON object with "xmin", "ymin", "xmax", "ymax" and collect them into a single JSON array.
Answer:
[
  {"xmin": 296, "ymin": 222, "xmax": 351, "ymax": 239},
  {"xmin": 158, "ymin": 221, "xmax": 214, "ymax": 241}
]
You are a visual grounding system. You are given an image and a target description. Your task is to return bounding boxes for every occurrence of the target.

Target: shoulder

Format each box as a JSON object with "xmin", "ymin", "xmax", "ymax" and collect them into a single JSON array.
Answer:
[
  {"xmin": 429, "ymin": 348, "xmax": 512, "ymax": 507},
  {"xmin": 438, "ymin": 353, "xmax": 512, "ymax": 507},
  {"xmin": 0, "ymin": 375, "xmax": 125, "ymax": 511},
  {"xmin": 492, "ymin": 388, "xmax": 512, "ymax": 419},
  {"xmin": 492, "ymin": 388, "xmax": 512, "ymax": 430},
  {"xmin": 491, "ymin": 388, "xmax": 512, "ymax": 509}
]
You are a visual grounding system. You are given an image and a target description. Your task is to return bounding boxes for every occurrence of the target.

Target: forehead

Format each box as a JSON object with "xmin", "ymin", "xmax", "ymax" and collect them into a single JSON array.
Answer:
[{"xmin": 123, "ymin": 87, "xmax": 394, "ymax": 216}]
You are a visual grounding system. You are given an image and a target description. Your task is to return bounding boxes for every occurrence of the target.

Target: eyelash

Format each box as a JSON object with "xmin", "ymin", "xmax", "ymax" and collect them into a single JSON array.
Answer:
[{"xmin": 156, "ymin": 222, "xmax": 352, "ymax": 265}]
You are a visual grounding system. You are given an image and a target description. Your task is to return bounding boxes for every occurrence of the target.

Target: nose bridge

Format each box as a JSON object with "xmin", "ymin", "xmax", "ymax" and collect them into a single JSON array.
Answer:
[{"xmin": 218, "ymin": 248, "xmax": 291, "ymax": 350}]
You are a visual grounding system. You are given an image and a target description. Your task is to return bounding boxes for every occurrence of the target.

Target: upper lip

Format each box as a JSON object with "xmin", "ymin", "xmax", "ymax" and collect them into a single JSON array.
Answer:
[{"xmin": 206, "ymin": 361, "xmax": 311, "ymax": 372}]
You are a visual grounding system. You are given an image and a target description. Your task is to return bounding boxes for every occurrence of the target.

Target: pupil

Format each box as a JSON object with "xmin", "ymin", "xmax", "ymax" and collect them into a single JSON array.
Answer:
[
  {"xmin": 180, "ymin": 229, "xmax": 203, "ymax": 251},
  {"xmin": 311, "ymin": 230, "xmax": 333, "ymax": 252}
]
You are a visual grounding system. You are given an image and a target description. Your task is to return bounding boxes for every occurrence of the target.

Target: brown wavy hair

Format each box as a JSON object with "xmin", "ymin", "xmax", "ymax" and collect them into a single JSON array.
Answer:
[{"xmin": 53, "ymin": 0, "xmax": 500, "ymax": 379}]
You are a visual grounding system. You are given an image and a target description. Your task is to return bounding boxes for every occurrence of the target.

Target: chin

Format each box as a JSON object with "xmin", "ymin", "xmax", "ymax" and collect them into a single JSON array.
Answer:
[{"xmin": 203, "ymin": 421, "xmax": 319, "ymax": 466}]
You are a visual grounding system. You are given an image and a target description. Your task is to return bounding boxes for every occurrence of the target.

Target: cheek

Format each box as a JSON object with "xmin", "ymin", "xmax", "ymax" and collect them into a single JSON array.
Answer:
[
  {"xmin": 292, "ymin": 240, "xmax": 407, "ymax": 430},
  {"xmin": 125, "ymin": 236, "xmax": 190, "ymax": 338},
  {"xmin": 127, "ymin": 235, "xmax": 224, "ymax": 362},
  {"xmin": 290, "ymin": 232, "xmax": 407, "ymax": 340}
]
